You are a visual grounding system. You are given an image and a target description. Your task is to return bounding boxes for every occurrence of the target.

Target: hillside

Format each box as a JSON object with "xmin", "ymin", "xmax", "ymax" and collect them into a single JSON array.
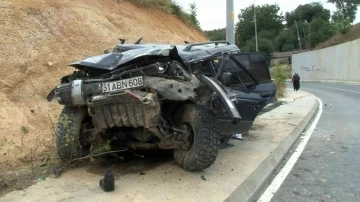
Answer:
[
  {"xmin": 314, "ymin": 23, "xmax": 360, "ymax": 50},
  {"xmin": 0, "ymin": 0, "xmax": 207, "ymax": 170}
]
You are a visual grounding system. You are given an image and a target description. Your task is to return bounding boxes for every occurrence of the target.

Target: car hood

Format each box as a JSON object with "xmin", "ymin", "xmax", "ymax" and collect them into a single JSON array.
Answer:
[{"xmin": 68, "ymin": 45, "xmax": 175, "ymax": 70}]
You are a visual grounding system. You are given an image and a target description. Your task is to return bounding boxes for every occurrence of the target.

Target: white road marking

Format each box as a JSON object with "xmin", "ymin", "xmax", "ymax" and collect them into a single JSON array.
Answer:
[
  {"xmin": 321, "ymin": 86, "xmax": 360, "ymax": 94},
  {"xmin": 257, "ymin": 97, "xmax": 323, "ymax": 202}
]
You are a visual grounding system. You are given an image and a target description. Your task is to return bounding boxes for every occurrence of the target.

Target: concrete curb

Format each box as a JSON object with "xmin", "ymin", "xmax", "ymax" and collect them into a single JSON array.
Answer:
[
  {"xmin": 286, "ymin": 79, "xmax": 360, "ymax": 85},
  {"xmin": 224, "ymin": 94, "xmax": 319, "ymax": 202}
]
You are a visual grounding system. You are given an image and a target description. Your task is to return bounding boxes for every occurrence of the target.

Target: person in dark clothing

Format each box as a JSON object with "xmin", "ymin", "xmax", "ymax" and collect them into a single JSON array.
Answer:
[{"xmin": 292, "ymin": 73, "xmax": 300, "ymax": 91}]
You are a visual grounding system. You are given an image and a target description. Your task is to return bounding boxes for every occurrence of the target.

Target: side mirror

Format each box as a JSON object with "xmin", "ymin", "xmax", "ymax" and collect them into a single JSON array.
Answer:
[{"xmin": 104, "ymin": 50, "xmax": 110, "ymax": 54}]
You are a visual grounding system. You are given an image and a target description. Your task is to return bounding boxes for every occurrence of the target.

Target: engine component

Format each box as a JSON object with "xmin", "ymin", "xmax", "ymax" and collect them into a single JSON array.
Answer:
[{"xmin": 132, "ymin": 129, "xmax": 155, "ymax": 142}]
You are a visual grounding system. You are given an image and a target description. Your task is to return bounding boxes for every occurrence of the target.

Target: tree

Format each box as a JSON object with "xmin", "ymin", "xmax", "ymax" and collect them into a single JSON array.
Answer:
[
  {"xmin": 204, "ymin": 28, "xmax": 226, "ymax": 41},
  {"xmin": 307, "ymin": 18, "xmax": 334, "ymax": 47},
  {"xmin": 332, "ymin": 17, "xmax": 352, "ymax": 34},
  {"xmin": 242, "ymin": 37, "xmax": 276, "ymax": 55},
  {"xmin": 284, "ymin": 3, "xmax": 333, "ymax": 49},
  {"xmin": 188, "ymin": 2, "xmax": 200, "ymax": 28},
  {"xmin": 282, "ymin": 44, "xmax": 295, "ymax": 51},
  {"xmin": 236, "ymin": 4, "xmax": 284, "ymax": 47},
  {"xmin": 285, "ymin": 2, "xmax": 331, "ymax": 26},
  {"xmin": 275, "ymin": 30, "xmax": 298, "ymax": 51},
  {"xmin": 328, "ymin": 0, "xmax": 360, "ymax": 22}
]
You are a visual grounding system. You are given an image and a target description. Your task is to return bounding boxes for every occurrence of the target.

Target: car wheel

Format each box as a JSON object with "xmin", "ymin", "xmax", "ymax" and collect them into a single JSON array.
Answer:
[
  {"xmin": 173, "ymin": 104, "xmax": 220, "ymax": 171},
  {"xmin": 56, "ymin": 106, "xmax": 91, "ymax": 161}
]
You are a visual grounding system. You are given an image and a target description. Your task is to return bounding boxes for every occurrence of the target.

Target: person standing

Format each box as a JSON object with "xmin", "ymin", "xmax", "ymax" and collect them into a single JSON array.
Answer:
[
  {"xmin": 296, "ymin": 73, "xmax": 300, "ymax": 91},
  {"xmin": 292, "ymin": 73, "xmax": 300, "ymax": 91}
]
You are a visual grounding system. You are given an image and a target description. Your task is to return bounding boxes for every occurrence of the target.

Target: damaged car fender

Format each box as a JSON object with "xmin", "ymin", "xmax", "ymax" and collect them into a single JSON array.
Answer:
[{"xmin": 197, "ymin": 75, "xmax": 242, "ymax": 124}]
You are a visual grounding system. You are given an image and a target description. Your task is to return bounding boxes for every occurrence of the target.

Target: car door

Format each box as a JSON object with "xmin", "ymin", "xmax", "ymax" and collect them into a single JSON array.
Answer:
[
  {"xmin": 246, "ymin": 52, "xmax": 276, "ymax": 103},
  {"xmin": 214, "ymin": 52, "xmax": 276, "ymax": 122}
]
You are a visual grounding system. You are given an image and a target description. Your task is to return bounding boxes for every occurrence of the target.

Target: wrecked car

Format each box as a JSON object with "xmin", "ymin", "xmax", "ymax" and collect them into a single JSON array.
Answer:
[{"xmin": 47, "ymin": 38, "xmax": 276, "ymax": 171}]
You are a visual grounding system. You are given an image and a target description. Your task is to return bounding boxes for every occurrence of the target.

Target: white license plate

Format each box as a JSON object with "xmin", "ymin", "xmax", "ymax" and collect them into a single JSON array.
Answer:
[{"xmin": 102, "ymin": 76, "xmax": 143, "ymax": 93}]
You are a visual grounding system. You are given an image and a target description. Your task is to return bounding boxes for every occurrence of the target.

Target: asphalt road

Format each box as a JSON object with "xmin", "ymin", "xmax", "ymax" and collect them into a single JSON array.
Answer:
[{"xmin": 269, "ymin": 82, "xmax": 360, "ymax": 202}]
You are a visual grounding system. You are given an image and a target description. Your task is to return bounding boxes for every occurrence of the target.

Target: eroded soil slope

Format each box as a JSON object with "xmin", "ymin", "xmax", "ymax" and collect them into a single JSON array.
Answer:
[{"xmin": 0, "ymin": 0, "xmax": 207, "ymax": 170}]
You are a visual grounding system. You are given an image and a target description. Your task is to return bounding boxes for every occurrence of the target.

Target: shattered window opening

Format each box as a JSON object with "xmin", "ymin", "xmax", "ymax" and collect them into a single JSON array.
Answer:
[{"xmin": 213, "ymin": 57, "xmax": 255, "ymax": 88}]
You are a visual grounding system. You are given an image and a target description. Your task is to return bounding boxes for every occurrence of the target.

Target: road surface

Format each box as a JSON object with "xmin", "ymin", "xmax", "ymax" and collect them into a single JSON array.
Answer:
[{"xmin": 260, "ymin": 82, "xmax": 360, "ymax": 202}]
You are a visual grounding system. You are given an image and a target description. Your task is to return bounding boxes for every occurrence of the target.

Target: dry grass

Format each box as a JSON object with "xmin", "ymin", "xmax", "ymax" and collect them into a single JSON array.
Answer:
[{"xmin": 315, "ymin": 23, "xmax": 360, "ymax": 50}]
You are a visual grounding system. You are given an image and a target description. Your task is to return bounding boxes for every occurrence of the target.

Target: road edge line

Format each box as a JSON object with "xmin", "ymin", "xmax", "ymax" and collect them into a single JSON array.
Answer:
[
  {"xmin": 286, "ymin": 79, "xmax": 360, "ymax": 85},
  {"xmin": 257, "ymin": 97, "xmax": 323, "ymax": 201},
  {"xmin": 224, "ymin": 94, "xmax": 319, "ymax": 202}
]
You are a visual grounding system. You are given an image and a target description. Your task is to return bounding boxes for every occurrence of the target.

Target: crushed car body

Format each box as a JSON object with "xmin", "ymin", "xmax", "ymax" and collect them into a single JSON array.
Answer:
[{"xmin": 47, "ymin": 38, "xmax": 276, "ymax": 171}]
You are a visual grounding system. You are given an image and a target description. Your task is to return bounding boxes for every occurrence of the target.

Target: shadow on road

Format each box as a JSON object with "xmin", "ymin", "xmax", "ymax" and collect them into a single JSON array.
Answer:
[{"xmin": 84, "ymin": 149, "xmax": 174, "ymax": 176}]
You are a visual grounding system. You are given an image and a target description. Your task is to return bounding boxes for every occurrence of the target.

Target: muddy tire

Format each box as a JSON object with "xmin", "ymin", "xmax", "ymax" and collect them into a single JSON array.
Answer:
[
  {"xmin": 173, "ymin": 104, "xmax": 221, "ymax": 171},
  {"xmin": 56, "ymin": 106, "xmax": 90, "ymax": 161}
]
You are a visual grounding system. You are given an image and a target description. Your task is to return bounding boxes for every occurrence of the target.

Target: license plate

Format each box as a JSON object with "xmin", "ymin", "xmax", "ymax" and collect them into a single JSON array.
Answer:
[{"xmin": 102, "ymin": 76, "xmax": 143, "ymax": 93}]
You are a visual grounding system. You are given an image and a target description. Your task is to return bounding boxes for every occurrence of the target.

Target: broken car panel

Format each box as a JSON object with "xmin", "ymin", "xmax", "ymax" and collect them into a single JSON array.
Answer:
[{"xmin": 48, "ymin": 38, "xmax": 276, "ymax": 171}]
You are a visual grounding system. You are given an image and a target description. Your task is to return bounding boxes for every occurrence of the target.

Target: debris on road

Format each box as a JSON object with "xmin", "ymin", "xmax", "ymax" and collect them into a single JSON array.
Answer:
[
  {"xmin": 37, "ymin": 176, "xmax": 45, "ymax": 182},
  {"xmin": 231, "ymin": 134, "xmax": 244, "ymax": 140},
  {"xmin": 99, "ymin": 170, "xmax": 115, "ymax": 192},
  {"xmin": 201, "ymin": 175, "xmax": 206, "ymax": 181}
]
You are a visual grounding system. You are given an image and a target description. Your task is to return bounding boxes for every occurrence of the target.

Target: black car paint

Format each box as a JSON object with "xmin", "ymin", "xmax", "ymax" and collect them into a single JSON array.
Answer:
[
  {"xmin": 69, "ymin": 44, "xmax": 175, "ymax": 70},
  {"xmin": 63, "ymin": 41, "xmax": 275, "ymax": 134}
]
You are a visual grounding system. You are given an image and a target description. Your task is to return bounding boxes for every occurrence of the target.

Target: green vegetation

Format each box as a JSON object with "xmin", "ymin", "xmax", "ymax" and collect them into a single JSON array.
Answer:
[
  {"xmin": 204, "ymin": 28, "xmax": 226, "ymax": 41},
  {"xmin": 271, "ymin": 63, "xmax": 291, "ymax": 98},
  {"xmin": 237, "ymin": 4, "xmax": 284, "ymax": 53},
  {"xmin": 122, "ymin": 0, "xmax": 202, "ymax": 30},
  {"xmin": 188, "ymin": 2, "xmax": 200, "ymax": 28},
  {"xmin": 205, "ymin": 0, "xmax": 360, "ymax": 53},
  {"xmin": 328, "ymin": 0, "xmax": 360, "ymax": 22},
  {"xmin": 21, "ymin": 126, "xmax": 29, "ymax": 134},
  {"xmin": 315, "ymin": 22, "xmax": 360, "ymax": 49}
]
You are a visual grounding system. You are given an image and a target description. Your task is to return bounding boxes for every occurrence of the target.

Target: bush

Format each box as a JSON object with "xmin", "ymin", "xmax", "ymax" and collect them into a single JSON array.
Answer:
[
  {"xmin": 241, "ymin": 37, "xmax": 276, "ymax": 56},
  {"xmin": 314, "ymin": 23, "xmax": 360, "ymax": 50},
  {"xmin": 332, "ymin": 18, "xmax": 352, "ymax": 35},
  {"xmin": 205, "ymin": 28, "xmax": 226, "ymax": 41},
  {"xmin": 282, "ymin": 43, "xmax": 295, "ymax": 51},
  {"xmin": 307, "ymin": 17, "xmax": 335, "ymax": 47},
  {"xmin": 170, "ymin": 1, "xmax": 182, "ymax": 16},
  {"xmin": 271, "ymin": 62, "xmax": 290, "ymax": 98},
  {"xmin": 124, "ymin": 0, "xmax": 201, "ymax": 30}
]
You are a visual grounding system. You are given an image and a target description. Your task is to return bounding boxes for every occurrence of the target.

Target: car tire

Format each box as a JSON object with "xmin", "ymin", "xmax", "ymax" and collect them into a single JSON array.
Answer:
[
  {"xmin": 56, "ymin": 106, "xmax": 91, "ymax": 161},
  {"xmin": 173, "ymin": 104, "xmax": 220, "ymax": 171}
]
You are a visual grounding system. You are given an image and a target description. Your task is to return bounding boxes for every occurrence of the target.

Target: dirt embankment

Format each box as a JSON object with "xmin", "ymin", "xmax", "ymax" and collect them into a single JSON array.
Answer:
[
  {"xmin": 314, "ymin": 23, "xmax": 360, "ymax": 50},
  {"xmin": 0, "ymin": 0, "xmax": 207, "ymax": 171}
]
